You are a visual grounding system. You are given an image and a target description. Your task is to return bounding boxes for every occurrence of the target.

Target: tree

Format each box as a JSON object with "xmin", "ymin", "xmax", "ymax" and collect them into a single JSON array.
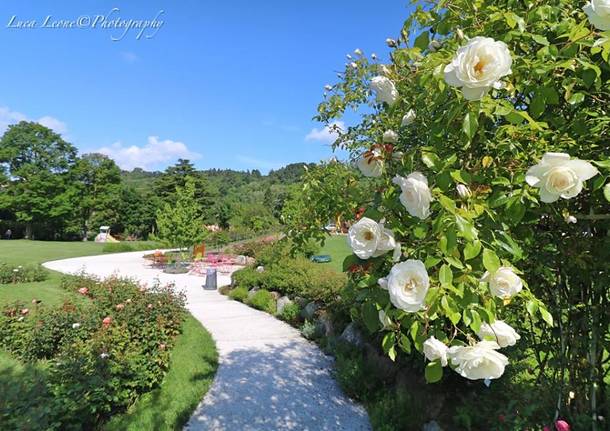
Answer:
[
  {"xmin": 69, "ymin": 153, "xmax": 122, "ymax": 239},
  {"xmin": 154, "ymin": 177, "xmax": 207, "ymax": 260},
  {"xmin": 0, "ymin": 121, "xmax": 77, "ymax": 238}
]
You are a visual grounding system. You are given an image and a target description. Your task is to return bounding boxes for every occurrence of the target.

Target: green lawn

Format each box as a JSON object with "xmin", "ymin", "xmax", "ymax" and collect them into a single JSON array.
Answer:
[
  {"xmin": 0, "ymin": 240, "xmax": 218, "ymax": 430},
  {"xmin": 318, "ymin": 234, "xmax": 351, "ymax": 273}
]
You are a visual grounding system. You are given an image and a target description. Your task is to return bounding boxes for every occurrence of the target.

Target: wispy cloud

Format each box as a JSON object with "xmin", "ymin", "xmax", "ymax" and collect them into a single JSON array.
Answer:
[
  {"xmin": 0, "ymin": 107, "xmax": 67, "ymax": 135},
  {"xmin": 120, "ymin": 51, "xmax": 139, "ymax": 63},
  {"xmin": 236, "ymin": 155, "xmax": 285, "ymax": 172},
  {"xmin": 304, "ymin": 121, "xmax": 345, "ymax": 144},
  {"xmin": 96, "ymin": 136, "xmax": 201, "ymax": 171}
]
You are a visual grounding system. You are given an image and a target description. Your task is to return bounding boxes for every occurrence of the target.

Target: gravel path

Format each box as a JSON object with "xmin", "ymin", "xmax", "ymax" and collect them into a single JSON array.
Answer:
[{"xmin": 43, "ymin": 251, "xmax": 371, "ymax": 431}]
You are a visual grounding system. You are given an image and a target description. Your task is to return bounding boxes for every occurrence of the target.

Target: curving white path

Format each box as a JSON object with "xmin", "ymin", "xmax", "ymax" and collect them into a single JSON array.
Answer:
[{"xmin": 44, "ymin": 251, "xmax": 371, "ymax": 431}]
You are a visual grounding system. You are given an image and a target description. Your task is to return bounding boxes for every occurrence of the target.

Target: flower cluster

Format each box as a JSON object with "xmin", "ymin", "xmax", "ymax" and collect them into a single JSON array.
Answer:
[{"xmin": 345, "ymin": 32, "xmax": 601, "ymax": 382}]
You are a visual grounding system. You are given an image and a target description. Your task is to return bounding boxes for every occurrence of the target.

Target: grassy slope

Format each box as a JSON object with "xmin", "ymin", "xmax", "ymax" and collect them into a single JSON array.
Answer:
[
  {"xmin": 0, "ymin": 240, "xmax": 218, "ymax": 430},
  {"xmin": 318, "ymin": 234, "xmax": 351, "ymax": 273}
]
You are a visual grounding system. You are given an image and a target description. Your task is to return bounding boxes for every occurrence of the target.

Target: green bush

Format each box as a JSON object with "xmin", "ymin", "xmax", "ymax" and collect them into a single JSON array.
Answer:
[
  {"xmin": 0, "ymin": 263, "xmax": 47, "ymax": 284},
  {"xmin": 279, "ymin": 302, "xmax": 301, "ymax": 322},
  {"xmin": 102, "ymin": 241, "xmax": 161, "ymax": 253},
  {"xmin": 231, "ymin": 267, "xmax": 262, "ymax": 289},
  {"xmin": 0, "ymin": 274, "xmax": 186, "ymax": 429},
  {"xmin": 228, "ymin": 286, "xmax": 249, "ymax": 302},
  {"xmin": 247, "ymin": 289, "xmax": 276, "ymax": 314}
]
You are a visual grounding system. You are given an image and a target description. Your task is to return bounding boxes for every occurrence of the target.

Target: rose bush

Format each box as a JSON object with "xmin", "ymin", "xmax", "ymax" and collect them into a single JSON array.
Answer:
[{"xmin": 299, "ymin": 0, "xmax": 609, "ymax": 426}]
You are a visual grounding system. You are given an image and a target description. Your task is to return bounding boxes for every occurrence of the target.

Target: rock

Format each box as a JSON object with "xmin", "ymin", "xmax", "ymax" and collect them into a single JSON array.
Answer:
[
  {"xmin": 293, "ymin": 296, "xmax": 308, "ymax": 307},
  {"xmin": 276, "ymin": 296, "xmax": 293, "ymax": 314},
  {"xmin": 316, "ymin": 312, "xmax": 334, "ymax": 337},
  {"xmin": 340, "ymin": 322, "xmax": 364, "ymax": 348},
  {"xmin": 247, "ymin": 287, "xmax": 260, "ymax": 300},
  {"xmin": 301, "ymin": 302, "xmax": 319, "ymax": 320},
  {"xmin": 364, "ymin": 342, "xmax": 397, "ymax": 380},
  {"xmin": 422, "ymin": 420, "xmax": 443, "ymax": 431}
]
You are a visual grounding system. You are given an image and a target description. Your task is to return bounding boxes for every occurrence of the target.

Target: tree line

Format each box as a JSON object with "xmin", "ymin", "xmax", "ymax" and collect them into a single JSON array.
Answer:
[{"xmin": 0, "ymin": 121, "xmax": 311, "ymax": 241}]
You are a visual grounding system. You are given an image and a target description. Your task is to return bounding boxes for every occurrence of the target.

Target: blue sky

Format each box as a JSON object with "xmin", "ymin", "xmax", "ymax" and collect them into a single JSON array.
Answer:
[{"xmin": 0, "ymin": 1, "xmax": 412, "ymax": 173}]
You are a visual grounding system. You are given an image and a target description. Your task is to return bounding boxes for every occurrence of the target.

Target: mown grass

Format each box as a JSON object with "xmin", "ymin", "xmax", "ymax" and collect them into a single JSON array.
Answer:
[
  {"xmin": 318, "ymin": 234, "xmax": 351, "ymax": 273},
  {"xmin": 0, "ymin": 240, "xmax": 218, "ymax": 430}
]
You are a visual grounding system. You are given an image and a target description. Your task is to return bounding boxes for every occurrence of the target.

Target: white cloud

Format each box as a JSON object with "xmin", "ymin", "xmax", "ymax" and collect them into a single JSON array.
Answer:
[
  {"xmin": 236, "ymin": 155, "xmax": 285, "ymax": 172},
  {"xmin": 0, "ymin": 107, "xmax": 67, "ymax": 135},
  {"xmin": 305, "ymin": 121, "xmax": 345, "ymax": 144},
  {"xmin": 96, "ymin": 136, "xmax": 201, "ymax": 171},
  {"xmin": 37, "ymin": 116, "xmax": 68, "ymax": 134}
]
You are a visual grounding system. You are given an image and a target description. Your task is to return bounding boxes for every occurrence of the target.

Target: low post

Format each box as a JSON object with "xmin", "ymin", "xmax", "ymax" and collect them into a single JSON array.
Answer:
[{"xmin": 204, "ymin": 268, "xmax": 217, "ymax": 290}]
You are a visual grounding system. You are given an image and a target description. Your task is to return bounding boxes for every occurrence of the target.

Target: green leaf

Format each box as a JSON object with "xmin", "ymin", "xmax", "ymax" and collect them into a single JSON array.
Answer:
[
  {"xmin": 464, "ymin": 240, "xmax": 482, "ymax": 260},
  {"xmin": 439, "ymin": 264, "xmax": 453, "ymax": 286},
  {"xmin": 422, "ymin": 152, "xmax": 441, "ymax": 171},
  {"xmin": 414, "ymin": 31, "xmax": 430, "ymax": 51},
  {"xmin": 362, "ymin": 302, "xmax": 380, "ymax": 333},
  {"xmin": 455, "ymin": 215, "xmax": 478, "ymax": 241},
  {"xmin": 482, "ymin": 249, "xmax": 501, "ymax": 273},
  {"xmin": 539, "ymin": 307, "xmax": 554, "ymax": 327},
  {"xmin": 399, "ymin": 333, "xmax": 412, "ymax": 354},
  {"xmin": 462, "ymin": 112, "xmax": 479, "ymax": 140},
  {"xmin": 567, "ymin": 93, "xmax": 585, "ymax": 105},
  {"xmin": 425, "ymin": 360, "xmax": 443, "ymax": 383},
  {"xmin": 382, "ymin": 331, "xmax": 396, "ymax": 354},
  {"xmin": 526, "ymin": 300, "xmax": 538, "ymax": 317},
  {"xmin": 532, "ymin": 34, "xmax": 549, "ymax": 46},
  {"xmin": 604, "ymin": 184, "xmax": 610, "ymax": 202}
]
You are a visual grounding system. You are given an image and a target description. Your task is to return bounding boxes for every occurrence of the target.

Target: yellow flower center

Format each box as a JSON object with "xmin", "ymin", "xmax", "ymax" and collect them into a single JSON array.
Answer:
[
  {"xmin": 363, "ymin": 230, "xmax": 374, "ymax": 241},
  {"xmin": 474, "ymin": 60, "xmax": 485, "ymax": 76}
]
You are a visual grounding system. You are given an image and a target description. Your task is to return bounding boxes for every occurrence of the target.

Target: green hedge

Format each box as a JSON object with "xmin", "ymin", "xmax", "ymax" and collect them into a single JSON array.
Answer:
[{"xmin": 0, "ymin": 263, "xmax": 47, "ymax": 284}]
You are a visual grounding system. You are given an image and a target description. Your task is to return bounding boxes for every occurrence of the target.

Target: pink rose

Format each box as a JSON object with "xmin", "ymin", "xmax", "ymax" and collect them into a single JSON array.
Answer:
[
  {"xmin": 147, "ymin": 303, "xmax": 153, "ymax": 310},
  {"xmin": 555, "ymin": 420, "xmax": 570, "ymax": 431},
  {"xmin": 20, "ymin": 308, "xmax": 29, "ymax": 316},
  {"xmin": 159, "ymin": 343, "xmax": 166, "ymax": 351},
  {"xmin": 78, "ymin": 287, "xmax": 89, "ymax": 295},
  {"xmin": 102, "ymin": 316, "xmax": 112, "ymax": 327},
  {"xmin": 115, "ymin": 303, "xmax": 125, "ymax": 311}
]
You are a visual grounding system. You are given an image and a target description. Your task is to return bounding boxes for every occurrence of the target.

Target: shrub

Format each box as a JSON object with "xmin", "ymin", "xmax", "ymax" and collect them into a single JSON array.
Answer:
[
  {"xmin": 299, "ymin": 320, "xmax": 319, "ymax": 340},
  {"xmin": 0, "ymin": 263, "xmax": 47, "ymax": 284},
  {"xmin": 217, "ymin": 285, "xmax": 232, "ymax": 296},
  {"xmin": 247, "ymin": 289, "xmax": 276, "ymax": 314},
  {"xmin": 231, "ymin": 267, "xmax": 262, "ymax": 289},
  {"xmin": 279, "ymin": 302, "xmax": 301, "ymax": 322},
  {"xmin": 0, "ymin": 274, "xmax": 186, "ymax": 429},
  {"xmin": 228, "ymin": 286, "xmax": 249, "ymax": 302},
  {"xmin": 102, "ymin": 241, "xmax": 161, "ymax": 253}
]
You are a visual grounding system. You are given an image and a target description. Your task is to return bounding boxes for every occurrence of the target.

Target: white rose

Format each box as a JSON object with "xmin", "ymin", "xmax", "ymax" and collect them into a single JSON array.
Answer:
[
  {"xmin": 347, "ymin": 217, "xmax": 382, "ymax": 259},
  {"xmin": 372, "ymin": 227, "xmax": 397, "ymax": 258},
  {"xmin": 386, "ymin": 38, "xmax": 397, "ymax": 47},
  {"xmin": 392, "ymin": 172, "xmax": 432, "ymax": 219},
  {"xmin": 387, "ymin": 259, "xmax": 429, "ymax": 312},
  {"xmin": 525, "ymin": 152, "xmax": 598, "ymax": 203},
  {"xmin": 370, "ymin": 76, "xmax": 399, "ymax": 106},
  {"xmin": 371, "ymin": 53, "xmax": 377, "ymax": 60},
  {"xmin": 354, "ymin": 48, "xmax": 363, "ymax": 56},
  {"xmin": 72, "ymin": 323, "xmax": 81, "ymax": 329},
  {"xmin": 350, "ymin": 62, "xmax": 358, "ymax": 69},
  {"xmin": 481, "ymin": 267, "xmax": 523, "ymax": 299},
  {"xmin": 356, "ymin": 148, "xmax": 384, "ymax": 177},
  {"xmin": 448, "ymin": 341, "xmax": 509, "ymax": 380},
  {"xmin": 423, "ymin": 336, "xmax": 449, "ymax": 366},
  {"xmin": 444, "ymin": 36, "xmax": 512, "ymax": 101},
  {"xmin": 383, "ymin": 130, "xmax": 398, "ymax": 143},
  {"xmin": 456, "ymin": 184, "xmax": 471, "ymax": 199},
  {"xmin": 324, "ymin": 84, "xmax": 332, "ymax": 91},
  {"xmin": 584, "ymin": 0, "xmax": 610, "ymax": 31},
  {"xmin": 401, "ymin": 109, "xmax": 416, "ymax": 126},
  {"xmin": 477, "ymin": 320, "xmax": 521, "ymax": 348}
]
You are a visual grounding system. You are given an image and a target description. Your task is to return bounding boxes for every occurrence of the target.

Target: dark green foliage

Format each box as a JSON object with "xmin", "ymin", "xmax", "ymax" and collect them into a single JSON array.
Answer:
[
  {"xmin": 0, "ymin": 275, "xmax": 186, "ymax": 430},
  {"xmin": 247, "ymin": 289, "xmax": 276, "ymax": 314},
  {"xmin": 101, "ymin": 241, "xmax": 161, "ymax": 254}
]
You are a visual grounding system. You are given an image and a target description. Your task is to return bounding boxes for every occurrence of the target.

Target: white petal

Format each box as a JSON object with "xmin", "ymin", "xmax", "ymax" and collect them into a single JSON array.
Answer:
[
  {"xmin": 541, "ymin": 152, "xmax": 570, "ymax": 165},
  {"xmin": 539, "ymin": 187, "xmax": 560, "ymax": 203},
  {"xmin": 564, "ymin": 159, "xmax": 599, "ymax": 181},
  {"xmin": 444, "ymin": 63, "xmax": 462, "ymax": 87},
  {"xmin": 461, "ymin": 86, "xmax": 489, "ymax": 101}
]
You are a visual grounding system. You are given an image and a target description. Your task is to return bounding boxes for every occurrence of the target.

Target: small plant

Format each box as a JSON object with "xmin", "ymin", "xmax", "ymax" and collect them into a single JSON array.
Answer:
[
  {"xmin": 300, "ymin": 320, "xmax": 319, "ymax": 340},
  {"xmin": 0, "ymin": 263, "xmax": 47, "ymax": 284},
  {"xmin": 247, "ymin": 289, "xmax": 276, "ymax": 314},
  {"xmin": 280, "ymin": 302, "xmax": 301, "ymax": 322},
  {"xmin": 228, "ymin": 286, "xmax": 249, "ymax": 302}
]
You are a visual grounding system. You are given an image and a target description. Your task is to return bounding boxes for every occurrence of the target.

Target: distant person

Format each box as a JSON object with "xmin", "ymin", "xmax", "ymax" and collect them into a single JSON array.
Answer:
[{"xmin": 5, "ymin": 229, "xmax": 12, "ymax": 240}]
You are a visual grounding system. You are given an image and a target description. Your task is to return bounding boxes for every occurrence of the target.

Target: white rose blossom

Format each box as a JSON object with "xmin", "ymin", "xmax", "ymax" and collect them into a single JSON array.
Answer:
[
  {"xmin": 370, "ymin": 76, "xmax": 399, "ymax": 106},
  {"xmin": 354, "ymin": 48, "xmax": 363, "ymax": 56},
  {"xmin": 444, "ymin": 36, "xmax": 512, "ymax": 101},
  {"xmin": 393, "ymin": 172, "xmax": 433, "ymax": 219},
  {"xmin": 356, "ymin": 148, "xmax": 384, "ymax": 177},
  {"xmin": 448, "ymin": 341, "xmax": 509, "ymax": 380},
  {"xmin": 481, "ymin": 267, "xmax": 523, "ymax": 299},
  {"xmin": 456, "ymin": 184, "xmax": 471, "ymax": 199},
  {"xmin": 423, "ymin": 336, "xmax": 449, "ymax": 366},
  {"xmin": 383, "ymin": 130, "xmax": 398, "ymax": 143},
  {"xmin": 387, "ymin": 259, "xmax": 429, "ymax": 312},
  {"xmin": 477, "ymin": 320, "xmax": 521, "ymax": 348},
  {"xmin": 525, "ymin": 152, "xmax": 598, "ymax": 203},
  {"xmin": 347, "ymin": 217, "xmax": 382, "ymax": 259},
  {"xmin": 584, "ymin": 0, "xmax": 610, "ymax": 31},
  {"xmin": 401, "ymin": 109, "xmax": 416, "ymax": 126}
]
